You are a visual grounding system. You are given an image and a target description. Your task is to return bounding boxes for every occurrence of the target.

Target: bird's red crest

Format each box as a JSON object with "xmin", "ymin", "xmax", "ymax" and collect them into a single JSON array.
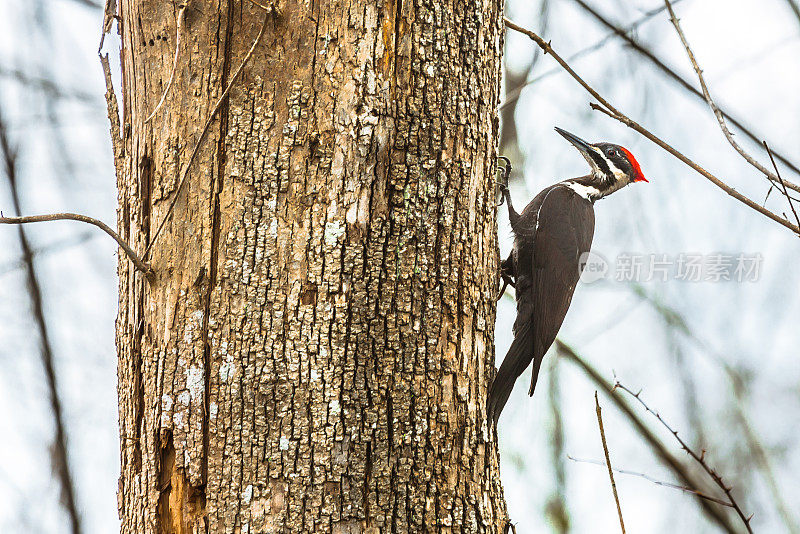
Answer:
[{"xmin": 619, "ymin": 147, "xmax": 647, "ymax": 182}]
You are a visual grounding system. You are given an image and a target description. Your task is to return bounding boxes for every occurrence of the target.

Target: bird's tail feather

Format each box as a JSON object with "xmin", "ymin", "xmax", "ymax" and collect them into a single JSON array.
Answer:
[
  {"xmin": 527, "ymin": 351, "xmax": 545, "ymax": 397},
  {"xmin": 487, "ymin": 323, "xmax": 535, "ymax": 425}
]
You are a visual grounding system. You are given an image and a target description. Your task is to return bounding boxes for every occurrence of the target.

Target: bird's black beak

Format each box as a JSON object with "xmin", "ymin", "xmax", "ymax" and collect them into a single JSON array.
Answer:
[{"xmin": 554, "ymin": 127, "xmax": 594, "ymax": 157}]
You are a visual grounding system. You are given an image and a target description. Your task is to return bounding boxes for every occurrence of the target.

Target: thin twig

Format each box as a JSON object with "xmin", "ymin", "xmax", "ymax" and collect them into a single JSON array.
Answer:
[
  {"xmin": 567, "ymin": 456, "xmax": 734, "ymax": 507},
  {"xmin": 595, "ymin": 392, "xmax": 626, "ymax": 533},
  {"xmin": 764, "ymin": 141, "xmax": 800, "ymax": 229},
  {"xmin": 144, "ymin": 10, "xmax": 271, "ymax": 258},
  {"xmin": 0, "ymin": 231, "xmax": 96, "ymax": 276},
  {"xmin": 144, "ymin": 4, "xmax": 186, "ymax": 123},
  {"xmin": 501, "ymin": 0, "xmax": 683, "ymax": 111},
  {"xmin": 663, "ymin": 0, "xmax": 800, "ymax": 199},
  {"xmin": 628, "ymin": 281, "xmax": 800, "ymax": 532},
  {"xmin": 555, "ymin": 340, "xmax": 739, "ymax": 533},
  {"xmin": 503, "ymin": 17, "xmax": 800, "ymax": 236},
  {"xmin": 569, "ymin": 0, "xmax": 800, "ymax": 190},
  {"xmin": 614, "ymin": 381, "xmax": 754, "ymax": 533},
  {"xmin": 0, "ymin": 108, "xmax": 83, "ymax": 534},
  {"xmin": 0, "ymin": 213, "xmax": 152, "ymax": 274}
]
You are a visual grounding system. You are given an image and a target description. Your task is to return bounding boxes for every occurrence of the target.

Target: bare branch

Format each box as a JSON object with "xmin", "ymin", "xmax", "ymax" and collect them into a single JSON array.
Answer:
[
  {"xmin": 555, "ymin": 340, "xmax": 740, "ymax": 534},
  {"xmin": 595, "ymin": 392, "xmax": 626, "ymax": 533},
  {"xmin": 0, "ymin": 66, "xmax": 98, "ymax": 105},
  {"xmin": 569, "ymin": 0, "xmax": 800, "ymax": 190},
  {"xmin": 144, "ymin": 9, "xmax": 272, "ymax": 258},
  {"xmin": 0, "ymin": 232, "xmax": 95, "ymax": 276},
  {"xmin": 663, "ymin": 0, "xmax": 800, "ymax": 199},
  {"xmin": 567, "ymin": 456, "xmax": 734, "ymax": 507},
  {"xmin": 70, "ymin": 0, "xmax": 102, "ymax": 9},
  {"xmin": 0, "ymin": 108, "xmax": 83, "ymax": 534},
  {"xmin": 764, "ymin": 141, "xmax": 800, "ymax": 229},
  {"xmin": 503, "ymin": 17, "xmax": 800, "ymax": 236},
  {"xmin": 545, "ymin": 358, "xmax": 571, "ymax": 532},
  {"xmin": 501, "ymin": 0, "xmax": 684, "ymax": 111},
  {"xmin": 614, "ymin": 381, "xmax": 754, "ymax": 533},
  {"xmin": 627, "ymin": 280, "xmax": 800, "ymax": 532},
  {"xmin": 0, "ymin": 213, "xmax": 152, "ymax": 275}
]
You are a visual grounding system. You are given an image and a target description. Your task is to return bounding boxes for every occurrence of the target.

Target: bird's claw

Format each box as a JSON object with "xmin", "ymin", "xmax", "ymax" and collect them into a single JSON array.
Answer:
[
  {"xmin": 495, "ymin": 180, "xmax": 508, "ymax": 207},
  {"xmin": 497, "ymin": 279, "xmax": 509, "ymax": 300},
  {"xmin": 497, "ymin": 156, "xmax": 511, "ymax": 170},
  {"xmin": 497, "ymin": 156, "xmax": 512, "ymax": 186},
  {"xmin": 497, "ymin": 274, "xmax": 515, "ymax": 300},
  {"xmin": 496, "ymin": 156, "xmax": 512, "ymax": 207}
]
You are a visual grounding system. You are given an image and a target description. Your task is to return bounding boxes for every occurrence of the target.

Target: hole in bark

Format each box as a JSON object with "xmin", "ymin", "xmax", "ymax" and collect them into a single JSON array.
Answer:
[
  {"xmin": 300, "ymin": 284, "xmax": 317, "ymax": 305},
  {"xmin": 139, "ymin": 154, "xmax": 152, "ymax": 242},
  {"xmin": 346, "ymin": 223, "xmax": 363, "ymax": 242},
  {"xmin": 157, "ymin": 433, "xmax": 207, "ymax": 534},
  {"xmin": 132, "ymin": 297, "xmax": 146, "ymax": 474}
]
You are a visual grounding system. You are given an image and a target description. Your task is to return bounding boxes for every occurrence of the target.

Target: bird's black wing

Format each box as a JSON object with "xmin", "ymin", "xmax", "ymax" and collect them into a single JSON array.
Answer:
[{"xmin": 488, "ymin": 186, "xmax": 594, "ymax": 424}]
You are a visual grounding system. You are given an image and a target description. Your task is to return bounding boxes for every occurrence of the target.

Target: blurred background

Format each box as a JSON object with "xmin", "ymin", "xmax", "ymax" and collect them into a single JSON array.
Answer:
[{"xmin": 0, "ymin": 0, "xmax": 798, "ymax": 532}]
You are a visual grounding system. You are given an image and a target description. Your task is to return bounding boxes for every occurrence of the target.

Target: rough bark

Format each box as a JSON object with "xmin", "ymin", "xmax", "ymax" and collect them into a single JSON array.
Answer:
[{"xmin": 114, "ymin": 0, "xmax": 506, "ymax": 531}]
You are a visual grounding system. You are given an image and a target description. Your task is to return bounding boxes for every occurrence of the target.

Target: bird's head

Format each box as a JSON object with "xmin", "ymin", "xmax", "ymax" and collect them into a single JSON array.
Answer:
[{"xmin": 555, "ymin": 127, "xmax": 647, "ymax": 200}]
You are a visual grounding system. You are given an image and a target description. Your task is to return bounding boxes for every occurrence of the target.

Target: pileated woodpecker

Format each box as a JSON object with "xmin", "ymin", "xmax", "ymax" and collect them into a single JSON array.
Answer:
[{"xmin": 488, "ymin": 127, "xmax": 647, "ymax": 424}]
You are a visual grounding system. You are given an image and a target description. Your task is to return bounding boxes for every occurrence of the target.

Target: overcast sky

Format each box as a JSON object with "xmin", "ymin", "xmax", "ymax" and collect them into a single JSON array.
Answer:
[{"xmin": 0, "ymin": 0, "xmax": 798, "ymax": 532}]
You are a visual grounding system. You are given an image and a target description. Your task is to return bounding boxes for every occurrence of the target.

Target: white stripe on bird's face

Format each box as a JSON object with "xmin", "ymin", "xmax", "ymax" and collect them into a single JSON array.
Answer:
[
  {"xmin": 595, "ymin": 148, "xmax": 629, "ymax": 183},
  {"xmin": 581, "ymin": 146, "xmax": 631, "ymax": 200}
]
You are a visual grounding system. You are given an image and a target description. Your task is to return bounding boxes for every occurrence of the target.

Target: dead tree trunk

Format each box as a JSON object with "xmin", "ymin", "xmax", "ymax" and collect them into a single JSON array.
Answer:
[{"xmin": 114, "ymin": 0, "xmax": 506, "ymax": 531}]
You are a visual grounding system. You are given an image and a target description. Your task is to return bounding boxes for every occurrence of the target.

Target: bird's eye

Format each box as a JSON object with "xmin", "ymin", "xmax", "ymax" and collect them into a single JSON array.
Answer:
[{"xmin": 608, "ymin": 148, "xmax": 620, "ymax": 158}]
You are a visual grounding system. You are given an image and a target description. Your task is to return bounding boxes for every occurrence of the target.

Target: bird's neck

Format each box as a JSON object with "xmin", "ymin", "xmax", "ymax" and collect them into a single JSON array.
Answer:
[{"xmin": 562, "ymin": 173, "xmax": 623, "ymax": 203}]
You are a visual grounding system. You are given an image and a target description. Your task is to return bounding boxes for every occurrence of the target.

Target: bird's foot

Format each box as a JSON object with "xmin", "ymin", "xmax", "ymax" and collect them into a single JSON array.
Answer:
[
  {"xmin": 497, "ymin": 274, "xmax": 514, "ymax": 300},
  {"xmin": 495, "ymin": 184, "xmax": 508, "ymax": 208},
  {"xmin": 497, "ymin": 279, "xmax": 509, "ymax": 301},
  {"xmin": 495, "ymin": 156, "xmax": 512, "ymax": 206},
  {"xmin": 497, "ymin": 156, "xmax": 512, "ymax": 181},
  {"xmin": 497, "ymin": 256, "xmax": 515, "ymax": 300}
]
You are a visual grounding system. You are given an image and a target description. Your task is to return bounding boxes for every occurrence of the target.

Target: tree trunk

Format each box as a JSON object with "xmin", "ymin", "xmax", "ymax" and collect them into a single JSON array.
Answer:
[{"xmin": 115, "ymin": 0, "xmax": 506, "ymax": 531}]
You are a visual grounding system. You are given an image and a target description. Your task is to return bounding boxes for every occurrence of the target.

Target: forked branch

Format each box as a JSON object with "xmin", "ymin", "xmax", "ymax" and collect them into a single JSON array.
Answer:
[
  {"xmin": 663, "ymin": 0, "xmax": 800, "ymax": 200},
  {"xmin": 503, "ymin": 18, "xmax": 800, "ymax": 237},
  {"xmin": 614, "ymin": 381, "xmax": 754, "ymax": 533},
  {"xmin": 556, "ymin": 340, "xmax": 740, "ymax": 533},
  {"xmin": 569, "ymin": 0, "xmax": 800, "ymax": 189}
]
